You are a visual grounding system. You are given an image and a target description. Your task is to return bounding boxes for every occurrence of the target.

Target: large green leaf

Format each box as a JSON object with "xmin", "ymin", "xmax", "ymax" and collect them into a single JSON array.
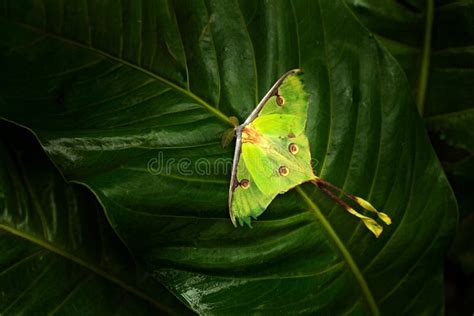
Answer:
[
  {"xmin": 0, "ymin": 123, "xmax": 191, "ymax": 315},
  {"xmin": 345, "ymin": 0, "xmax": 474, "ymax": 152},
  {"xmin": 345, "ymin": 3, "xmax": 474, "ymax": 312},
  {"xmin": 0, "ymin": 1, "xmax": 457, "ymax": 315}
]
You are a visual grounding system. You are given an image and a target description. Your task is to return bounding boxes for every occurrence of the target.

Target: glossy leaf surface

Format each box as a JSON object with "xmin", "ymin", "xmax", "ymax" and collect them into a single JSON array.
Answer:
[
  {"xmin": 346, "ymin": 0, "xmax": 474, "ymax": 151},
  {"xmin": 0, "ymin": 1, "xmax": 457, "ymax": 314},
  {"xmin": 0, "ymin": 123, "xmax": 191, "ymax": 315}
]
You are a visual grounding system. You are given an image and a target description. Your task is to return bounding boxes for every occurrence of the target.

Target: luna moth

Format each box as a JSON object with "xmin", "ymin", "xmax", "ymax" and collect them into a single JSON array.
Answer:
[{"xmin": 228, "ymin": 69, "xmax": 391, "ymax": 237}]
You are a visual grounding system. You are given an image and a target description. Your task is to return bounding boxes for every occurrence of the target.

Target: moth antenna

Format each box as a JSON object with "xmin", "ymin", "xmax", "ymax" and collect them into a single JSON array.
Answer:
[
  {"xmin": 229, "ymin": 116, "xmax": 240, "ymax": 127},
  {"xmin": 221, "ymin": 127, "xmax": 236, "ymax": 148}
]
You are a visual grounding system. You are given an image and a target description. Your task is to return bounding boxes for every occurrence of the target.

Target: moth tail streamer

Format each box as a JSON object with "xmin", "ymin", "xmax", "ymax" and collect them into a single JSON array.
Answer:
[{"xmin": 312, "ymin": 178, "xmax": 392, "ymax": 238}]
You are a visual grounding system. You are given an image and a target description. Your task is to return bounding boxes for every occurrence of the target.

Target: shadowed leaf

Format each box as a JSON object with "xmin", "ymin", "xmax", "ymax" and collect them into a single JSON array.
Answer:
[{"xmin": 0, "ymin": 1, "xmax": 457, "ymax": 314}]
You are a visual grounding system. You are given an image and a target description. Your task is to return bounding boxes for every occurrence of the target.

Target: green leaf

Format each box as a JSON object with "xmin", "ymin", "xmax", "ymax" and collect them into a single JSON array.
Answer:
[
  {"xmin": 425, "ymin": 108, "xmax": 474, "ymax": 152},
  {"xmin": 345, "ymin": 0, "xmax": 474, "ymax": 152},
  {"xmin": 345, "ymin": 6, "xmax": 474, "ymax": 312},
  {"xmin": 0, "ymin": 1, "xmax": 457, "ymax": 315},
  {"xmin": 0, "ymin": 123, "xmax": 191, "ymax": 315}
]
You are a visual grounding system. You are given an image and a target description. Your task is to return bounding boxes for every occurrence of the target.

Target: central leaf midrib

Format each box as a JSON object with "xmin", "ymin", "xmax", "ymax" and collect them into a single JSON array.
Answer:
[
  {"xmin": 296, "ymin": 187, "xmax": 380, "ymax": 316},
  {"xmin": 309, "ymin": 2, "xmax": 379, "ymax": 315},
  {"xmin": 0, "ymin": 224, "xmax": 174, "ymax": 315}
]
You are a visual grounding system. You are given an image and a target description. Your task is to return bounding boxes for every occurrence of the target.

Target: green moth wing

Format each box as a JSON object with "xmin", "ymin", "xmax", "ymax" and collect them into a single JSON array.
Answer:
[
  {"xmin": 228, "ymin": 69, "xmax": 392, "ymax": 236},
  {"xmin": 229, "ymin": 69, "xmax": 316, "ymax": 226},
  {"xmin": 241, "ymin": 134, "xmax": 314, "ymax": 196}
]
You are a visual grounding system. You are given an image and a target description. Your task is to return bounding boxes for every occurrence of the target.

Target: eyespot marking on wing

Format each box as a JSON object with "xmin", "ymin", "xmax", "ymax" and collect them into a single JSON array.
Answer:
[
  {"xmin": 288, "ymin": 143, "xmax": 299, "ymax": 154},
  {"xmin": 278, "ymin": 166, "xmax": 289, "ymax": 176},
  {"xmin": 276, "ymin": 95, "xmax": 285, "ymax": 106},
  {"xmin": 240, "ymin": 179, "xmax": 250, "ymax": 189}
]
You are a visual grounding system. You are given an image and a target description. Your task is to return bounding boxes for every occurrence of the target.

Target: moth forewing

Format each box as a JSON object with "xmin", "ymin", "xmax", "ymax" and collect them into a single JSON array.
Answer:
[{"xmin": 228, "ymin": 68, "xmax": 391, "ymax": 236}]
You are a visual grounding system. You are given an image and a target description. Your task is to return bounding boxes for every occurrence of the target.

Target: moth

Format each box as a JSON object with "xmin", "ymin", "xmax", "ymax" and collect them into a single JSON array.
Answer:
[{"xmin": 227, "ymin": 69, "xmax": 391, "ymax": 237}]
